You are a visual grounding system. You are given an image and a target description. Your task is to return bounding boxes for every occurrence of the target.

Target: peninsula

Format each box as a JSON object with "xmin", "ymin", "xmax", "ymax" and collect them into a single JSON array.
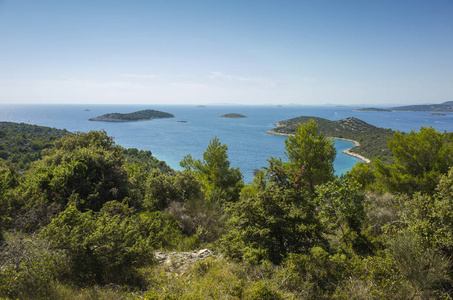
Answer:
[
  {"xmin": 89, "ymin": 109, "xmax": 174, "ymax": 122},
  {"xmin": 267, "ymin": 116, "xmax": 395, "ymax": 163},
  {"xmin": 220, "ymin": 113, "xmax": 247, "ymax": 118}
]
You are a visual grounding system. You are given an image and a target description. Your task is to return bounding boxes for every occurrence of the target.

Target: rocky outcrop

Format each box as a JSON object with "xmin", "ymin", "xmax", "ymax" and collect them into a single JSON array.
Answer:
[{"xmin": 154, "ymin": 249, "xmax": 220, "ymax": 273}]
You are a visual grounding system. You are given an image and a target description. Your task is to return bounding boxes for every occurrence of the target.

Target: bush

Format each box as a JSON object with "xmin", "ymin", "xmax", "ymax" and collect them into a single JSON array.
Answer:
[
  {"xmin": 40, "ymin": 203, "xmax": 182, "ymax": 286},
  {"xmin": 0, "ymin": 232, "xmax": 67, "ymax": 299},
  {"xmin": 388, "ymin": 231, "xmax": 451, "ymax": 297}
]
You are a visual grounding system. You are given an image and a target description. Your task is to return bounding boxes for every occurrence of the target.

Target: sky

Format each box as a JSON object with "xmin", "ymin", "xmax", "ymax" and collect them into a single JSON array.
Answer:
[{"xmin": 0, "ymin": 0, "xmax": 452, "ymax": 106}]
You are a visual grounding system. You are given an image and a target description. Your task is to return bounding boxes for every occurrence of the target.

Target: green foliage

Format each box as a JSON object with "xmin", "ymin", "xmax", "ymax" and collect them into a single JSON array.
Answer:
[
  {"xmin": 346, "ymin": 161, "xmax": 376, "ymax": 190},
  {"xmin": 40, "ymin": 203, "xmax": 181, "ymax": 286},
  {"xmin": 223, "ymin": 164, "xmax": 324, "ymax": 264},
  {"xmin": 22, "ymin": 131, "xmax": 128, "ymax": 213},
  {"xmin": 388, "ymin": 231, "xmax": 451, "ymax": 298},
  {"xmin": 375, "ymin": 127, "xmax": 453, "ymax": 195},
  {"xmin": 222, "ymin": 122, "xmax": 337, "ymax": 264},
  {"xmin": 271, "ymin": 116, "xmax": 394, "ymax": 162},
  {"xmin": 181, "ymin": 137, "xmax": 243, "ymax": 203},
  {"xmin": 0, "ymin": 233, "xmax": 67, "ymax": 299},
  {"xmin": 285, "ymin": 119, "xmax": 336, "ymax": 193},
  {"xmin": 123, "ymin": 147, "xmax": 174, "ymax": 174},
  {"xmin": 3, "ymin": 120, "xmax": 453, "ymax": 298},
  {"xmin": 166, "ymin": 199, "xmax": 226, "ymax": 248},
  {"xmin": 0, "ymin": 163, "xmax": 18, "ymax": 239},
  {"xmin": 0, "ymin": 122, "xmax": 68, "ymax": 170},
  {"xmin": 432, "ymin": 167, "xmax": 453, "ymax": 252},
  {"xmin": 142, "ymin": 169, "xmax": 203, "ymax": 211},
  {"xmin": 316, "ymin": 178, "xmax": 372, "ymax": 254},
  {"xmin": 363, "ymin": 192, "xmax": 401, "ymax": 245},
  {"xmin": 246, "ymin": 280, "xmax": 282, "ymax": 300},
  {"xmin": 278, "ymin": 248, "xmax": 348, "ymax": 298},
  {"xmin": 403, "ymin": 167, "xmax": 453, "ymax": 253}
]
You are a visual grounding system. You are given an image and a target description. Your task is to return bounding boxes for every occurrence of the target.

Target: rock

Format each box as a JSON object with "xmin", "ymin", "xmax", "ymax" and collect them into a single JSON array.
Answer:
[
  {"xmin": 197, "ymin": 249, "xmax": 210, "ymax": 256},
  {"xmin": 153, "ymin": 249, "xmax": 220, "ymax": 274}
]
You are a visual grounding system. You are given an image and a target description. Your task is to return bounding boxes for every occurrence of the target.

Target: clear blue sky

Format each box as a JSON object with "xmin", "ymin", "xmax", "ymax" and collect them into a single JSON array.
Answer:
[{"xmin": 0, "ymin": 0, "xmax": 452, "ymax": 106}]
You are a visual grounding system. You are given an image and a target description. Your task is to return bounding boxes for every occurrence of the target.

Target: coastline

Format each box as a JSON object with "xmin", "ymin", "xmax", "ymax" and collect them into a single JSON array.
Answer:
[{"xmin": 265, "ymin": 130, "xmax": 371, "ymax": 164}]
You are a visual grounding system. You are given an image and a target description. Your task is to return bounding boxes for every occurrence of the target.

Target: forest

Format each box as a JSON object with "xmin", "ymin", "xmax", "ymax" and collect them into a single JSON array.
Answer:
[{"xmin": 1, "ymin": 119, "xmax": 453, "ymax": 299}]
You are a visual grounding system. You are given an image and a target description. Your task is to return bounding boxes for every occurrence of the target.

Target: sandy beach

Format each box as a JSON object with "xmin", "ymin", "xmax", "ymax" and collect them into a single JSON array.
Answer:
[{"xmin": 265, "ymin": 130, "xmax": 371, "ymax": 164}]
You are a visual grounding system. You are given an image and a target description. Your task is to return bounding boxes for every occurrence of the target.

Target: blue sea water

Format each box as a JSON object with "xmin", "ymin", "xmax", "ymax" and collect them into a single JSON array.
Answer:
[{"xmin": 1, "ymin": 104, "xmax": 452, "ymax": 183}]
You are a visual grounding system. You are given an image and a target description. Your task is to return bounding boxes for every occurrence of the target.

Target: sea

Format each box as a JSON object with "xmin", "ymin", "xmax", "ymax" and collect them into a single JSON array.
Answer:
[{"xmin": 1, "ymin": 104, "xmax": 452, "ymax": 183}]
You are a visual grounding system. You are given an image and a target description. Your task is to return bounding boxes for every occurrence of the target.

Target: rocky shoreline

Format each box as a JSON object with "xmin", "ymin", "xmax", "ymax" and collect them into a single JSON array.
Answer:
[{"xmin": 265, "ymin": 129, "xmax": 370, "ymax": 164}]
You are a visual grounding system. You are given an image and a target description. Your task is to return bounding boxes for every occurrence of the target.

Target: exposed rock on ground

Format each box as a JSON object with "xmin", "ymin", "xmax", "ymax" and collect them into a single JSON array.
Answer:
[{"xmin": 154, "ymin": 249, "xmax": 221, "ymax": 273}]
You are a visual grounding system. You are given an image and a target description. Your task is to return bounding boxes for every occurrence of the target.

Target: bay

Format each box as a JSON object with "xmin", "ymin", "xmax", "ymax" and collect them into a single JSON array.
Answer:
[{"xmin": 1, "ymin": 104, "xmax": 452, "ymax": 183}]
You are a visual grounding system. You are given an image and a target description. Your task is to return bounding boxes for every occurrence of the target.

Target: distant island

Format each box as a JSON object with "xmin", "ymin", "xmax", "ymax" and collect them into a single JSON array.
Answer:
[
  {"xmin": 89, "ymin": 109, "xmax": 174, "ymax": 122},
  {"xmin": 355, "ymin": 107, "xmax": 392, "ymax": 112},
  {"xmin": 428, "ymin": 113, "xmax": 446, "ymax": 116},
  {"xmin": 220, "ymin": 113, "xmax": 247, "ymax": 118},
  {"xmin": 390, "ymin": 101, "xmax": 453, "ymax": 112},
  {"xmin": 353, "ymin": 101, "xmax": 453, "ymax": 113},
  {"xmin": 267, "ymin": 116, "xmax": 395, "ymax": 163}
]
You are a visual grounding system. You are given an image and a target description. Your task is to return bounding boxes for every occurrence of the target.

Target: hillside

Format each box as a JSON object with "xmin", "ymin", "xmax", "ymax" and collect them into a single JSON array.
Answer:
[
  {"xmin": 3, "ymin": 121, "xmax": 453, "ymax": 299},
  {"xmin": 267, "ymin": 116, "xmax": 395, "ymax": 163},
  {"xmin": 89, "ymin": 109, "xmax": 174, "ymax": 122},
  {"xmin": 0, "ymin": 122, "xmax": 69, "ymax": 170},
  {"xmin": 0, "ymin": 122, "xmax": 172, "ymax": 174}
]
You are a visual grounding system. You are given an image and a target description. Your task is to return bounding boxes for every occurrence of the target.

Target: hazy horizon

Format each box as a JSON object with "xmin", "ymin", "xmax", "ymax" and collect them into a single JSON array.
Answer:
[{"xmin": 1, "ymin": 0, "xmax": 452, "ymax": 106}]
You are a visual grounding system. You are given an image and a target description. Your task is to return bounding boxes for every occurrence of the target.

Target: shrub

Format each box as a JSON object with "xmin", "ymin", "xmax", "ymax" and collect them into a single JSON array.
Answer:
[
  {"xmin": 0, "ymin": 232, "xmax": 67, "ymax": 299},
  {"xmin": 40, "ymin": 204, "xmax": 182, "ymax": 286}
]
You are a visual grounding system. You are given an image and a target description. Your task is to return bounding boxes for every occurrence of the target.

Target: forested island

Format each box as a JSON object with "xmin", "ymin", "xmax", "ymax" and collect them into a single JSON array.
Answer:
[
  {"xmin": 2, "ymin": 120, "xmax": 453, "ymax": 299},
  {"xmin": 220, "ymin": 113, "xmax": 247, "ymax": 118},
  {"xmin": 89, "ymin": 109, "xmax": 174, "ymax": 122},
  {"xmin": 267, "ymin": 116, "xmax": 394, "ymax": 163}
]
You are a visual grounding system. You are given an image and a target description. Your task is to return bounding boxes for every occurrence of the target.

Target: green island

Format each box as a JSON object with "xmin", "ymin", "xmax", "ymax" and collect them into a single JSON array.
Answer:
[
  {"xmin": 3, "ymin": 120, "xmax": 453, "ymax": 299},
  {"xmin": 267, "ymin": 116, "xmax": 395, "ymax": 163},
  {"xmin": 220, "ymin": 113, "xmax": 247, "ymax": 118},
  {"xmin": 89, "ymin": 109, "xmax": 174, "ymax": 122}
]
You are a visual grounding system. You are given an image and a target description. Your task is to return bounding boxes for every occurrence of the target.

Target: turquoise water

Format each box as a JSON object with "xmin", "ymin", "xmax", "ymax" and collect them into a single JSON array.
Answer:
[{"xmin": 1, "ymin": 104, "xmax": 452, "ymax": 183}]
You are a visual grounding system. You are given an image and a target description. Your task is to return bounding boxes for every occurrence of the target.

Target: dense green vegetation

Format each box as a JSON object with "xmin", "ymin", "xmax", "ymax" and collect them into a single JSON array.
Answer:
[
  {"xmin": 268, "ymin": 116, "xmax": 395, "ymax": 162},
  {"xmin": 2, "ymin": 120, "xmax": 453, "ymax": 299},
  {"xmin": 220, "ymin": 113, "xmax": 247, "ymax": 118},
  {"xmin": 0, "ymin": 122, "xmax": 68, "ymax": 170},
  {"xmin": 89, "ymin": 109, "xmax": 174, "ymax": 122}
]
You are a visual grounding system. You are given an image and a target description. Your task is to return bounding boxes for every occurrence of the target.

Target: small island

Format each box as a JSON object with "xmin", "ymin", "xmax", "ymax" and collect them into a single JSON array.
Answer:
[
  {"xmin": 428, "ymin": 113, "xmax": 446, "ymax": 116},
  {"xmin": 89, "ymin": 109, "xmax": 174, "ymax": 122},
  {"xmin": 220, "ymin": 113, "xmax": 247, "ymax": 118}
]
